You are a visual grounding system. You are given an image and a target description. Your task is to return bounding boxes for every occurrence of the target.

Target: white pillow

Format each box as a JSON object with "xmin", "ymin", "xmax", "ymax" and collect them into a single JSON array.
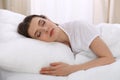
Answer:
[
  {"xmin": 0, "ymin": 23, "xmax": 24, "ymax": 43},
  {"xmin": 0, "ymin": 9, "xmax": 74, "ymax": 73},
  {"xmin": 0, "ymin": 9, "xmax": 25, "ymax": 43},
  {"xmin": 0, "ymin": 39, "xmax": 74, "ymax": 73},
  {"xmin": 97, "ymin": 23, "xmax": 120, "ymax": 46},
  {"xmin": 0, "ymin": 9, "xmax": 25, "ymax": 26}
]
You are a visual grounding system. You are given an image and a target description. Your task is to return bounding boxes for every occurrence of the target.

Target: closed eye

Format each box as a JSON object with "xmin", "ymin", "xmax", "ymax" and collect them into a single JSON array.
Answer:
[
  {"xmin": 38, "ymin": 19, "xmax": 45, "ymax": 26},
  {"xmin": 34, "ymin": 30, "xmax": 41, "ymax": 38},
  {"xmin": 36, "ymin": 31, "xmax": 41, "ymax": 38}
]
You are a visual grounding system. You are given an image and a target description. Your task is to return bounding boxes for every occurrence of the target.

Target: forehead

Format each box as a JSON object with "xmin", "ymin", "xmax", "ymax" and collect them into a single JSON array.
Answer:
[
  {"xmin": 30, "ymin": 17, "xmax": 40, "ymax": 26},
  {"xmin": 28, "ymin": 17, "xmax": 40, "ymax": 38}
]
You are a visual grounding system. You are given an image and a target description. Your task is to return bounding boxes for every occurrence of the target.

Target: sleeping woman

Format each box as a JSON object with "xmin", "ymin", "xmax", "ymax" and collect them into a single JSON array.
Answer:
[{"xmin": 17, "ymin": 15, "xmax": 115, "ymax": 76}]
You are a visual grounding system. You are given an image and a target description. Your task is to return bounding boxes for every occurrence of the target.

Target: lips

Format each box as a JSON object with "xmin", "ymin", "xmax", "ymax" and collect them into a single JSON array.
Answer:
[{"xmin": 50, "ymin": 28, "xmax": 54, "ymax": 37}]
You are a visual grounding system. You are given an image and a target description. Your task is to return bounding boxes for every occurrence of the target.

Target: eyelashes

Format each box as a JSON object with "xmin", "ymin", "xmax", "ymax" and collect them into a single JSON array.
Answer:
[
  {"xmin": 36, "ymin": 31, "xmax": 41, "ymax": 38},
  {"xmin": 35, "ymin": 19, "xmax": 46, "ymax": 38},
  {"xmin": 39, "ymin": 19, "xmax": 46, "ymax": 26}
]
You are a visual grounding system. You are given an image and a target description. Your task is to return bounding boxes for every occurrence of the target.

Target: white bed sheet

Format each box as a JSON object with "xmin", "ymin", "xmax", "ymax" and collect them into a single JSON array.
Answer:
[
  {"xmin": 0, "ymin": 69, "xmax": 67, "ymax": 80},
  {"xmin": 68, "ymin": 58, "xmax": 120, "ymax": 80},
  {"xmin": 0, "ymin": 58, "xmax": 120, "ymax": 80}
]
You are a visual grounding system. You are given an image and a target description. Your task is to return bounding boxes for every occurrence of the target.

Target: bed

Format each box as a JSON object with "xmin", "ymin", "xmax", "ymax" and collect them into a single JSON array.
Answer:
[{"xmin": 0, "ymin": 9, "xmax": 120, "ymax": 80}]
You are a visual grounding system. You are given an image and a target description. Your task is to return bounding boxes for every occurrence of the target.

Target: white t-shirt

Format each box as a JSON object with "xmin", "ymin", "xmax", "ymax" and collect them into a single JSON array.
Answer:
[{"xmin": 59, "ymin": 21, "xmax": 100, "ymax": 55}]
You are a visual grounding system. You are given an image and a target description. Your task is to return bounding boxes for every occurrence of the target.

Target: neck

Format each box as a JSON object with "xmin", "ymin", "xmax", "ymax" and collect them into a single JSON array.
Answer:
[{"xmin": 56, "ymin": 27, "xmax": 70, "ymax": 47}]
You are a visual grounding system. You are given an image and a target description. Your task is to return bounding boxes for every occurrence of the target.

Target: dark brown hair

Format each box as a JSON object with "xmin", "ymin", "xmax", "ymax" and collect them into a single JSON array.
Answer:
[{"xmin": 17, "ymin": 15, "xmax": 58, "ymax": 38}]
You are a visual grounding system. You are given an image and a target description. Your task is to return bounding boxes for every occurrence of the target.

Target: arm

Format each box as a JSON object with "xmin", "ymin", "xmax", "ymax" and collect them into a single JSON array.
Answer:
[
  {"xmin": 40, "ymin": 37, "xmax": 115, "ymax": 76},
  {"xmin": 73, "ymin": 37, "xmax": 115, "ymax": 70}
]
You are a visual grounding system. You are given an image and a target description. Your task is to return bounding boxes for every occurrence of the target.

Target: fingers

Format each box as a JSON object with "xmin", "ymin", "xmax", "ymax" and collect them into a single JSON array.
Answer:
[
  {"xmin": 40, "ymin": 67, "xmax": 57, "ymax": 76},
  {"xmin": 50, "ymin": 62, "xmax": 63, "ymax": 66},
  {"xmin": 40, "ymin": 62, "xmax": 65, "ymax": 76},
  {"xmin": 40, "ymin": 62, "xmax": 62, "ymax": 72},
  {"xmin": 40, "ymin": 66, "xmax": 59, "ymax": 76},
  {"xmin": 40, "ymin": 70, "xmax": 56, "ymax": 75},
  {"xmin": 41, "ymin": 67, "xmax": 56, "ymax": 71}
]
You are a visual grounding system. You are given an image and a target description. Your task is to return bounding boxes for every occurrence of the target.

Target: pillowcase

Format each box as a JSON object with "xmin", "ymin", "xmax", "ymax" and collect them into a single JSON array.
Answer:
[
  {"xmin": 0, "ymin": 9, "xmax": 25, "ymax": 43},
  {"xmin": 0, "ymin": 9, "xmax": 74, "ymax": 73},
  {"xmin": 0, "ymin": 38, "xmax": 74, "ymax": 73},
  {"xmin": 0, "ymin": 23, "xmax": 24, "ymax": 43},
  {"xmin": 0, "ymin": 9, "xmax": 25, "ymax": 26}
]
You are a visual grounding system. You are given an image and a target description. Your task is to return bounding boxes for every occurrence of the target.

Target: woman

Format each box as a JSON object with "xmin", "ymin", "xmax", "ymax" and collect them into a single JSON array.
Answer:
[{"xmin": 17, "ymin": 15, "xmax": 115, "ymax": 76}]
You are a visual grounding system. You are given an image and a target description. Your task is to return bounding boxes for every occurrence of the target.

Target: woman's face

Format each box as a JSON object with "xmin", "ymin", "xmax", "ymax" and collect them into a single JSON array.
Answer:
[{"xmin": 28, "ymin": 17, "xmax": 60, "ymax": 42}]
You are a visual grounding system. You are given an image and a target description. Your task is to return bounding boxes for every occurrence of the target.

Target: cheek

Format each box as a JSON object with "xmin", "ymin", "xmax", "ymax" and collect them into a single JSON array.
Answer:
[
  {"xmin": 40, "ymin": 34, "xmax": 49, "ymax": 41},
  {"xmin": 48, "ymin": 22, "xmax": 56, "ymax": 28}
]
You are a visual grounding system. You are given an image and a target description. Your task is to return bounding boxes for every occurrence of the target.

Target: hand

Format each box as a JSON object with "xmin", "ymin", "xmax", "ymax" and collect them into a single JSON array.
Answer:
[{"xmin": 40, "ymin": 62, "xmax": 75, "ymax": 76}]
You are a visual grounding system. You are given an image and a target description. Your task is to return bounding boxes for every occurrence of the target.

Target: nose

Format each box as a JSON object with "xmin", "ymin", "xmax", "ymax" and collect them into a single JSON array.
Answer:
[{"xmin": 41, "ymin": 27, "xmax": 49, "ymax": 32}]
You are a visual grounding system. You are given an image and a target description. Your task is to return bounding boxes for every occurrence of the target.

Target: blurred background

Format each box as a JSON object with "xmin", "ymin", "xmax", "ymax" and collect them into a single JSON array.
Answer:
[{"xmin": 0, "ymin": 0, "xmax": 120, "ymax": 24}]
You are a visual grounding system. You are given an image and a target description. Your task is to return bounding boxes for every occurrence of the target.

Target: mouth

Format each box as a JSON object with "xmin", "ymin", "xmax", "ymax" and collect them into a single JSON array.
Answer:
[{"xmin": 50, "ymin": 28, "xmax": 54, "ymax": 37}]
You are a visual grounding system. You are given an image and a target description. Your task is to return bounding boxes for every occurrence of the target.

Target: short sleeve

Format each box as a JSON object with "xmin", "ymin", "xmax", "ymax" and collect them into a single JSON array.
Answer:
[
  {"xmin": 75, "ymin": 21, "xmax": 100, "ymax": 50},
  {"xmin": 59, "ymin": 21, "xmax": 100, "ymax": 54}
]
